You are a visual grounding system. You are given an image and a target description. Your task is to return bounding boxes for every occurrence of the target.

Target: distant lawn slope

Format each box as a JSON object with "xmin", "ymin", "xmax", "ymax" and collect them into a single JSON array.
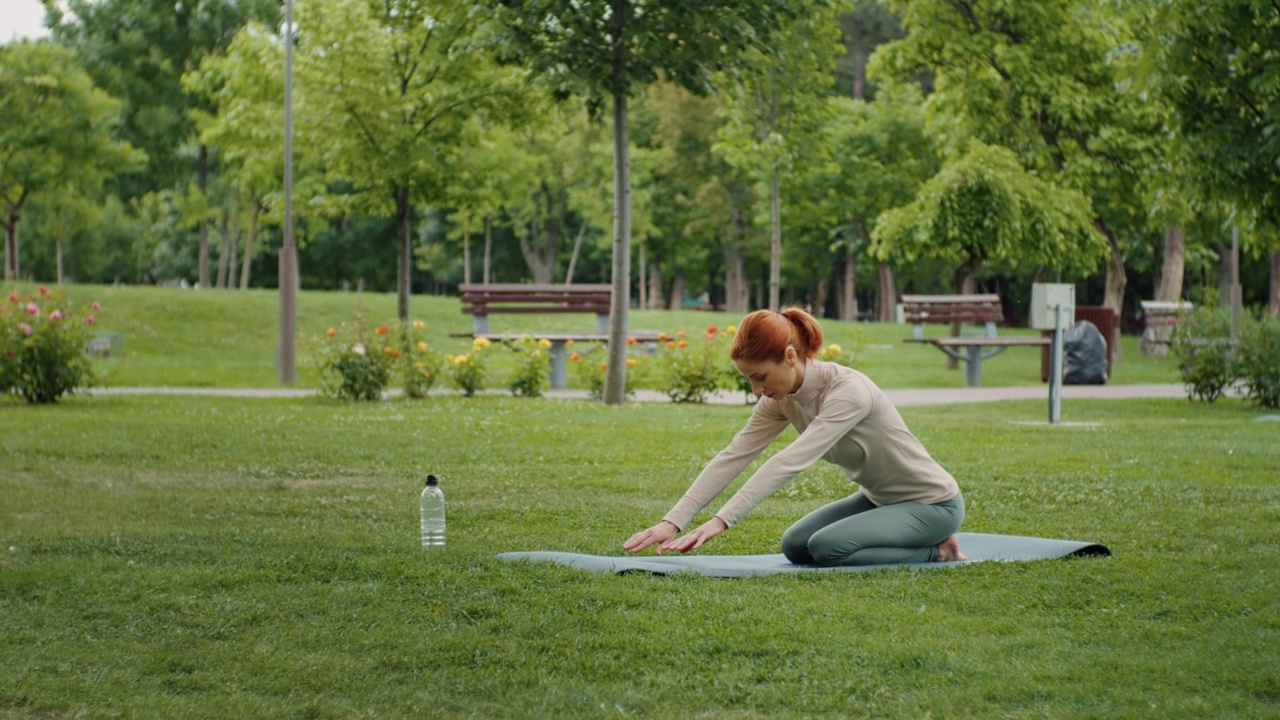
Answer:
[{"xmin": 7, "ymin": 282, "xmax": 1181, "ymax": 389}]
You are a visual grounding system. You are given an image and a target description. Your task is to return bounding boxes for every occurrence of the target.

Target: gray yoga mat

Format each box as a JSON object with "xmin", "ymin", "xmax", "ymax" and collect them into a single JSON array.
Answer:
[{"xmin": 497, "ymin": 532, "xmax": 1110, "ymax": 578}]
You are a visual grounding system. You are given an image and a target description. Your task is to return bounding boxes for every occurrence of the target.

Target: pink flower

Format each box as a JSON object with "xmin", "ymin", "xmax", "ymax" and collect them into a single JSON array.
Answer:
[
  {"xmin": 37, "ymin": 285, "xmax": 49, "ymax": 296},
  {"xmin": 26, "ymin": 303, "xmax": 38, "ymax": 315},
  {"xmin": 7, "ymin": 293, "xmax": 17, "ymax": 303},
  {"xmin": 49, "ymin": 310, "xmax": 64, "ymax": 321},
  {"xmin": 85, "ymin": 315, "xmax": 96, "ymax": 325},
  {"xmin": 91, "ymin": 301, "xmax": 101, "ymax": 311},
  {"xmin": 18, "ymin": 322, "xmax": 32, "ymax": 336}
]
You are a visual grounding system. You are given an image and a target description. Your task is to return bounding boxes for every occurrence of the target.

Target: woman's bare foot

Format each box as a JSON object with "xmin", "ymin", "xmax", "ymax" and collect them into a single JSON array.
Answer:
[{"xmin": 936, "ymin": 535, "xmax": 969, "ymax": 562}]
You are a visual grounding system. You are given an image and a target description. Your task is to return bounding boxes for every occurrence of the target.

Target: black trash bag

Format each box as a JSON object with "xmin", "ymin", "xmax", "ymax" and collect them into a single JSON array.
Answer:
[{"xmin": 1063, "ymin": 320, "xmax": 1108, "ymax": 385}]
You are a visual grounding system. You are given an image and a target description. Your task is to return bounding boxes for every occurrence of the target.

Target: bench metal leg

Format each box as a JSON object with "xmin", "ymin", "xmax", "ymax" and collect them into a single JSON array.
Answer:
[
  {"xmin": 964, "ymin": 346, "xmax": 983, "ymax": 387},
  {"xmin": 549, "ymin": 341, "xmax": 568, "ymax": 390},
  {"xmin": 474, "ymin": 315, "xmax": 490, "ymax": 334}
]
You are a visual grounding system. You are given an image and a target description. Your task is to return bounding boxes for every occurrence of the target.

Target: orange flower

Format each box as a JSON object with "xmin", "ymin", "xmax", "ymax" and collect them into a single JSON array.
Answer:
[
  {"xmin": 666, "ymin": 341, "xmax": 675, "ymax": 348},
  {"xmin": 375, "ymin": 324, "xmax": 390, "ymax": 335},
  {"xmin": 707, "ymin": 325, "xmax": 718, "ymax": 335},
  {"xmin": 678, "ymin": 340, "xmax": 688, "ymax": 348},
  {"xmin": 566, "ymin": 339, "xmax": 575, "ymax": 346},
  {"xmin": 658, "ymin": 332, "xmax": 669, "ymax": 341},
  {"xmin": 627, "ymin": 337, "xmax": 637, "ymax": 346},
  {"xmin": 600, "ymin": 362, "xmax": 608, "ymax": 370},
  {"xmin": 326, "ymin": 327, "xmax": 336, "ymax": 338},
  {"xmin": 626, "ymin": 357, "xmax": 636, "ymax": 367},
  {"xmin": 570, "ymin": 352, "xmax": 582, "ymax": 361},
  {"xmin": 677, "ymin": 330, "xmax": 687, "ymax": 338}
]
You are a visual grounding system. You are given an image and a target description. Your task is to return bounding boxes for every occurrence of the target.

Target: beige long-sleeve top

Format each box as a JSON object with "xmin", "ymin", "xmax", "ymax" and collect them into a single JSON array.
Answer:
[{"xmin": 663, "ymin": 360, "xmax": 959, "ymax": 530}]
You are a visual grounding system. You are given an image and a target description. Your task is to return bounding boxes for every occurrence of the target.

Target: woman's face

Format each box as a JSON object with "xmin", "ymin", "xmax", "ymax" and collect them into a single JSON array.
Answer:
[{"xmin": 734, "ymin": 347, "xmax": 803, "ymax": 400}]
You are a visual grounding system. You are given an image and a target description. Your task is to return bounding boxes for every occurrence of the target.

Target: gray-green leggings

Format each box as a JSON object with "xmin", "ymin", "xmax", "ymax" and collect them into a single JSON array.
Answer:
[{"xmin": 781, "ymin": 491, "xmax": 965, "ymax": 566}]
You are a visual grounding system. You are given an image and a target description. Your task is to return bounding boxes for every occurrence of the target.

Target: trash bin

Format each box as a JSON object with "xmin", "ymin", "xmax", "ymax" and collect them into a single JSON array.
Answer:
[{"xmin": 1041, "ymin": 306, "xmax": 1115, "ymax": 381}]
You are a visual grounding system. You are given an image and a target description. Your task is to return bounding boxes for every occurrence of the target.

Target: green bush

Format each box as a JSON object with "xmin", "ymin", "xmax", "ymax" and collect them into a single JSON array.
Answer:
[
  {"xmin": 508, "ymin": 335, "xmax": 551, "ymax": 398},
  {"xmin": 1169, "ymin": 307, "xmax": 1237, "ymax": 403},
  {"xmin": 656, "ymin": 325, "xmax": 733, "ymax": 403},
  {"xmin": 446, "ymin": 337, "xmax": 492, "ymax": 397},
  {"xmin": 569, "ymin": 342, "xmax": 644, "ymax": 400},
  {"xmin": 312, "ymin": 310, "xmax": 398, "ymax": 401},
  {"xmin": 1237, "ymin": 316, "xmax": 1280, "ymax": 408},
  {"xmin": 403, "ymin": 320, "xmax": 445, "ymax": 398},
  {"xmin": 1, "ymin": 286, "xmax": 101, "ymax": 403}
]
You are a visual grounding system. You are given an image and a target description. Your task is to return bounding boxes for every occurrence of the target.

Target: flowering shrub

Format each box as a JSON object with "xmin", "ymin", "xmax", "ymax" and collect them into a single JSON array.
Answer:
[
  {"xmin": 1169, "ymin": 308, "xmax": 1237, "ymax": 403},
  {"xmin": 508, "ymin": 335, "xmax": 552, "ymax": 398},
  {"xmin": 657, "ymin": 325, "xmax": 734, "ymax": 403},
  {"xmin": 313, "ymin": 310, "xmax": 398, "ymax": 401},
  {"xmin": 1, "ymin": 286, "xmax": 102, "ymax": 404},
  {"xmin": 569, "ymin": 342, "xmax": 644, "ymax": 400},
  {"xmin": 403, "ymin": 320, "xmax": 445, "ymax": 398},
  {"xmin": 1238, "ymin": 316, "xmax": 1280, "ymax": 408},
  {"xmin": 447, "ymin": 336, "xmax": 492, "ymax": 397}
]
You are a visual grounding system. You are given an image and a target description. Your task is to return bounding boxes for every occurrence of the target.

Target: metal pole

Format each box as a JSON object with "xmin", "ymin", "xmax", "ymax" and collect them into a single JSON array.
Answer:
[
  {"xmin": 1049, "ymin": 304, "xmax": 1064, "ymax": 425},
  {"xmin": 279, "ymin": 0, "xmax": 297, "ymax": 384}
]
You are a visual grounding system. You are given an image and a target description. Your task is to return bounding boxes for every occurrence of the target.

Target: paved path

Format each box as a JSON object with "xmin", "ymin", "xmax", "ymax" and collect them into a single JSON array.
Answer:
[{"xmin": 91, "ymin": 383, "xmax": 1189, "ymax": 406}]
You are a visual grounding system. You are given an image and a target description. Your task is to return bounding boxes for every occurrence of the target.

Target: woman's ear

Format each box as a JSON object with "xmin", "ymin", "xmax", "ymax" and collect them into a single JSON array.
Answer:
[{"xmin": 785, "ymin": 345, "xmax": 797, "ymax": 363}]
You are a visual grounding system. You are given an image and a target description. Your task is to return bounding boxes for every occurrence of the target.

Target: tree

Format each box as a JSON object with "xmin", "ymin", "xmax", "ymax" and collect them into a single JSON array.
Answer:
[
  {"xmin": 493, "ymin": 0, "xmax": 795, "ymax": 404},
  {"xmin": 49, "ymin": 0, "xmax": 279, "ymax": 288},
  {"xmin": 0, "ymin": 40, "xmax": 140, "ymax": 281},
  {"xmin": 874, "ymin": 0, "xmax": 1163, "ymax": 322},
  {"xmin": 1136, "ymin": 0, "xmax": 1280, "ymax": 316},
  {"xmin": 298, "ymin": 0, "xmax": 529, "ymax": 324},
  {"xmin": 714, "ymin": 2, "xmax": 842, "ymax": 311}
]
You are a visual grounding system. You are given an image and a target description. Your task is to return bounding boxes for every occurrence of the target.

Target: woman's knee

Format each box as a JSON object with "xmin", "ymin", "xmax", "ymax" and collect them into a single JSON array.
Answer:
[{"xmin": 780, "ymin": 526, "xmax": 815, "ymax": 564}]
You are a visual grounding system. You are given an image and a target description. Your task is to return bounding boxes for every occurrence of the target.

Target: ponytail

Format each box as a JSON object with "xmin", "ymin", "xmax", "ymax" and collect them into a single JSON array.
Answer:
[{"xmin": 731, "ymin": 306, "xmax": 824, "ymax": 362}]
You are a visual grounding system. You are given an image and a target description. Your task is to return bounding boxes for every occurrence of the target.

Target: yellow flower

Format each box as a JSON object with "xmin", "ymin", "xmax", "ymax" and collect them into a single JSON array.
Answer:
[
  {"xmin": 473, "ymin": 337, "xmax": 492, "ymax": 351},
  {"xmin": 538, "ymin": 338, "xmax": 552, "ymax": 350},
  {"xmin": 413, "ymin": 320, "xmax": 425, "ymax": 329},
  {"xmin": 414, "ymin": 361, "xmax": 424, "ymax": 370},
  {"xmin": 726, "ymin": 324, "xmax": 737, "ymax": 335},
  {"xmin": 626, "ymin": 357, "xmax": 636, "ymax": 367},
  {"xmin": 416, "ymin": 341, "xmax": 428, "ymax": 352},
  {"xmin": 454, "ymin": 355, "xmax": 470, "ymax": 365}
]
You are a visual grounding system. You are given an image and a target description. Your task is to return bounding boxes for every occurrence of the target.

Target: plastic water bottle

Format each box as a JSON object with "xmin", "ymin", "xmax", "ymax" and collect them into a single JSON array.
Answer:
[{"xmin": 419, "ymin": 474, "xmax": 446, "ymax": 548}]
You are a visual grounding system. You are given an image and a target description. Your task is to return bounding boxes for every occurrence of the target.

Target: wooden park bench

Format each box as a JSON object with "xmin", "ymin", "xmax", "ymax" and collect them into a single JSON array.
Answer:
[
  {"xmin": 456, "ymin": 283, "xmax": 659, "ymax": 390},
  {"xmin": 901, "ymin": 294, "xmax": 1051, "ymax": 387}
]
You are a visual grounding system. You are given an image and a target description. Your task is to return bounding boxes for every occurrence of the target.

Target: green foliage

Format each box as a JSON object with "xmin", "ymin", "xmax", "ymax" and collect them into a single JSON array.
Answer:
[
  {"xmin": 1237, "ymin": 316, "xmax": 1280, "ymax": 409},
  {"xmin": 402, "ymin": 320, "xmax": 445, "ymax": 399},
  {"xmin": 655, "ymin": 326, "xmax": 735, "ymax": 403},
  {"xmin": 0, "ymin": 285, "xmax": 101, "ymax": 403},
  {"xmin": 446, "ymin": 337, "xmax": 493, "ymax": 397},
  {"xmin": 507, "ymin": 335, "xmax": 552, "ymax": 398},
  {"xmin": 1169, "ymin": 307, "xmax": 1237, "ymax": 404},
  {"xmin": 310, "ymin": 309, "xmax": 398, "ymax": 401}
]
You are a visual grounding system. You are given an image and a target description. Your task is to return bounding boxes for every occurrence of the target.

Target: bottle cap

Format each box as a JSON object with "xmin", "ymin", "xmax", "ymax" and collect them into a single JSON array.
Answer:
[{"xmin": 425, "ymin": 474, "xmax": 438, "ymax": 487}]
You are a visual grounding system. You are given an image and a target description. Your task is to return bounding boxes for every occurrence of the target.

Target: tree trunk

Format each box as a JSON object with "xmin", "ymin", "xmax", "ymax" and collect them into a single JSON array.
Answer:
[
  {"xmin": 1271, "ymin": 248, "xmax": 1280, "ymax": 318},
  {"xmin": 1098, "ymin": 220, "xmax": 1127, "ymax": 361},
  {"xmin": 647, "ymin": 259, "xmax": 663, "ymax": 309},
  {"xmin": 240, "ymin": 196, "xmax": 261, "ymax": 290},
  {"xmin": 565, "ymin": 220, "xmax": 586, "ymax": 284},
  {"xmin": 228, "ymin": 188, "xmax": 240, "ymax": 289},
  {"xmin": 216, "ymin": 205, "xmax": 230, "ymax": 289},
  {"xmin": 56, "ymin": 237, "xmax": 64, "ymax": 285},
  {"xmin": 1154, "ymin": 226, "xmax": 1185, "ymax": 302},
  {"xmin": 483, "ymin": 216, "xmax": 493, "ymax": 284},
  {"xmin": 724, "ymin": 193, "xmax": 750, "ymax": 314},
  {"xmin": 462, "ymin": 213, "xmax": 471, "ymax": 285},
  {"xmin": 668, "ymin": 271, "xmax": 686, "ymax": 311},
  {"xmin": 395, "ymin": 184, "xmax": 412, "ymax": 322},
  {"xmin": 4, "ymin": 190, "xmax": 26, "ymax": 280},
  {"xmin": 603, "ymin": 88, "xmax": 632, "ymax": 406},
  {"xmin": 197, "ymin": 144, "xmax": 210, "ymax": 289},
  {"xmin": 637, "ymin": 242, "xmax": 646, "ymax": 309},
  {"xmin": 812, "ymin": 277, "xmax": 829, "ymax": 318},
  {"xmin": 876, "ymin": 263, "xmax": 896, "ymax": 322},
  {"xmin": 768, "ymin": 171, "xmax": 782, "ymax": 311},
  {"xmin": 837, "ymin": 245, "xmax": 856, "ymax": 321}
]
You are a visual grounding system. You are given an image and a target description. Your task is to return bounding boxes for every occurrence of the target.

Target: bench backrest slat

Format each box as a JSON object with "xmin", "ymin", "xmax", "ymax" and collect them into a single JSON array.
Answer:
[
  {"xmin": 458, "ymin": 283, "xmax": 614, "ymax": 333},
  {"xmin": 900, "ymin": 294, "xmax": 1003, "ymax": 339}
]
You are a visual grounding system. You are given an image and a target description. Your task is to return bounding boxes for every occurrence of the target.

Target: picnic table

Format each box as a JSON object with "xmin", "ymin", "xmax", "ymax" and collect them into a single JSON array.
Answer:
[
  {"xmin": 456, "ymin": 283, "xmax": 659, "ymax": 390},
  {"xmin": 901, "ymin": 294, "xmax": 1051, "ymax": 387}
]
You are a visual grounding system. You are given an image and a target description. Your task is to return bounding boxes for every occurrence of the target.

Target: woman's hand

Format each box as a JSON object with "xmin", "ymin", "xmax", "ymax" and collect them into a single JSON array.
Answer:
[
  {"xmin": 623, "ymin": 520, "xmax": 680, "ymax": 553},
  {"xmin": 657, "ymin": 516, "xmax": 727, "ymax": 555}
]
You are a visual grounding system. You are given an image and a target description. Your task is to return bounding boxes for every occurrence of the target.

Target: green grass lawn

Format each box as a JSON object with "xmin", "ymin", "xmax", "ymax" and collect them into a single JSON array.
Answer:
[
  {"xmin": 3, "ymin": 393, "xmax": 1278, "ymax": 717},
  {"xmin": 7, "ymin": 282, "xmax": 1182, "ymax": 390}
]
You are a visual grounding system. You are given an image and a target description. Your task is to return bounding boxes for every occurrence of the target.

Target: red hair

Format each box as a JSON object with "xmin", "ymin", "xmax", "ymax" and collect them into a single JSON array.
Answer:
[{"xmin": 730, "ymin": 307, "xmax": 824, "ymax": 363}]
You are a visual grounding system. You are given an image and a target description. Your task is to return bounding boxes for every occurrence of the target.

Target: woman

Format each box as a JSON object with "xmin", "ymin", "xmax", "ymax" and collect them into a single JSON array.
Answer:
[{"xmin": 623, "ymin": 307, "xmax": 968, "ymax": 566}]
